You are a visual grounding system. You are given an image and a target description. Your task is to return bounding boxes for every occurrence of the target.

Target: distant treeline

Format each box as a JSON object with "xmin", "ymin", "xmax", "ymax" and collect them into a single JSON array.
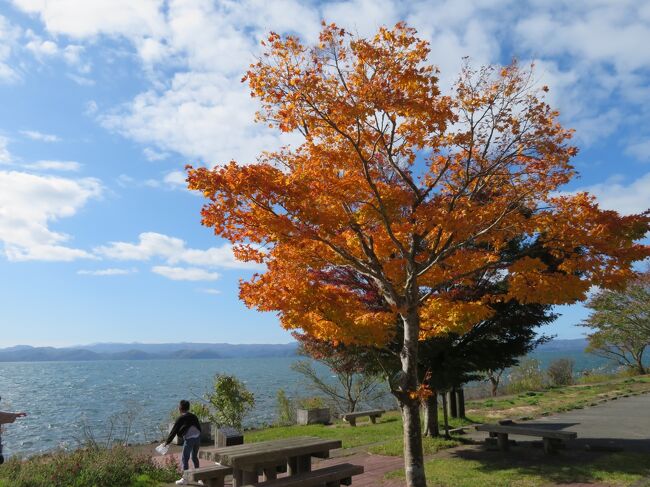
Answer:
[{"xmin": 0, "ymin": 342, "xmax": 298, "ymax": 362}]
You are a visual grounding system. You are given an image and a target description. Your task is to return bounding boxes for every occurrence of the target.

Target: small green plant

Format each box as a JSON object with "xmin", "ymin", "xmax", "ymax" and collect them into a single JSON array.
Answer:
[
  {"xmin": 206, "ymin": 374, "xmax": 255, "ymax": 430},
  {"xmin": 275, "ymin": 388, "xmax": 296, "ymax": 426},
  {"xmin": 190, "ymin": 401, "xmax": 211, "ymax": 422},
  {"xmin": 297, "ymin": 396, "xmax": 326, "ymax": 410}
]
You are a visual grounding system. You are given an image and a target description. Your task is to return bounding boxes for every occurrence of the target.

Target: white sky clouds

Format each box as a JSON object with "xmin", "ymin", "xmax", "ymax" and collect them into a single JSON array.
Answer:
[
  {"xmin": 95, "ymin": 231, "xmax": 257, "ymax": 270},
  {"xmin": 0, "ymin": 15, "xmax": 21, "ymax": 83},
  {"xmin": 625, "ymin": 139, "xmax": 650, "ymax": 162},
  {"xmin": 11, "ymin": 0, "xmax": 648, "ymax": 166},
  {"xmin": 13, "ymin": 0, "xmax": 167, "ymax": 40},
  {"xmin": 20, "ymin": 130, "xmax": 61, "ymax": 142},
  {"xmin": 574, "ymin": 173, "xmax": 650, "ymax": 216},
  {"xmin": 24, "ymin": 160, "xmax": 81, "ymax": 171},
  {"xmin": 2, "ymin": 0, "xmax": 649, "ymax": 267},
  {"xmin": 152, "ymin": 265, "xmax": 220, "ymax": 281},
  {"xmin": 78, "ymin": 267, "xmax": 136, "ymax": 276},
  {"xmin": 0, "ymin": 136, "xmax": 11, "ymax": 163},
  {"xmin": 0, "ymin": 170, "xmax": 102, "ymax": 261}
]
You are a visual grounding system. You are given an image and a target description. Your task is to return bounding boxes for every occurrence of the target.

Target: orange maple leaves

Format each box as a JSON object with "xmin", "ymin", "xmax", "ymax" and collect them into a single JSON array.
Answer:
[{"xmin": 187, "ymin": 22, "xmax": 650, "ymax": 347}]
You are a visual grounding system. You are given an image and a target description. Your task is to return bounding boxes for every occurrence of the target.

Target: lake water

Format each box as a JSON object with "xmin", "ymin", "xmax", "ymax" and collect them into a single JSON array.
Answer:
[
  {"xmin": 0, "ymin": 357, "xmax": 335, "ymax": 458},
  {"xmin": 0, "ymin": 351, "xmax": 613, "ymax": 458}
]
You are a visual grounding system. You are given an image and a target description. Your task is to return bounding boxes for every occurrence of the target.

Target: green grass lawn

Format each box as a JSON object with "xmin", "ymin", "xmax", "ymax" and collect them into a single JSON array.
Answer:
[
  {"xmin": 386, "ymin": 450, "xmax": 650, "ymax": 487},
  {"xmin": 368, "ymin": 435, "xmax": 465, "ymax": 456},
  {"xmin": 465, "ymin": 376, "xmax": 650, "ymax": 423},
  {"xmin": 245, "ymin": 410, "xmax": 471, "ymax": 452}
]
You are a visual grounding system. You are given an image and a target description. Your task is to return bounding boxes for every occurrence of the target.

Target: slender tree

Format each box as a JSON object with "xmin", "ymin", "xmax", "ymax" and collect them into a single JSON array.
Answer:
[
  {"xmin": 291, "ymin": 333, "xmax": 386, "ymax": 413},
  {"xmin": 583, "ymin": 271, "xmax": 650, "ymax": 374},
  {"xmin": 188, "ymin": 24, "xmax": 649, "ymax": 486}
]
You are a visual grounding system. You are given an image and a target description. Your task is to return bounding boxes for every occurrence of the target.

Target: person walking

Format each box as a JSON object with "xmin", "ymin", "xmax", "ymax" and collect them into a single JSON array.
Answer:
[
  {"xmin": 165, "ymin": 399, "xmax": 202, "ymax": 485},
  {"xmin": 0, "ymin": 405, "xmax": 27, "ymax": 465}
]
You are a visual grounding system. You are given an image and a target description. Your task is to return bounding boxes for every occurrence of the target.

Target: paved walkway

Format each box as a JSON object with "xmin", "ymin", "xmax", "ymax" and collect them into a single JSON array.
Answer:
[{"xmin": 466, "ymin": 393, "xmax": 650, "ymax": 452}]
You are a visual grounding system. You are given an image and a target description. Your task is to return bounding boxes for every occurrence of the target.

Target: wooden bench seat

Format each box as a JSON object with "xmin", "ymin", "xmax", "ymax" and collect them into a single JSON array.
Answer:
[
  {"xmin": 184, "ymin": 464, "xmax": 233, "ymax": 487},
  {"xmin": 476, "ymin": 423, "xmax": 577, "ymax": 454},
  {"xmin": 340, "ymin": 409, "xmax": 385, "ymax": 427},
  {"xmin": 243, "ymin": 463, "xmax": 364, "ymax": 487}
]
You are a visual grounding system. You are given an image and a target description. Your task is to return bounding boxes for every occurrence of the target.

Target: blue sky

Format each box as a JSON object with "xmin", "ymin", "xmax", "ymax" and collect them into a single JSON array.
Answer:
[{"xmin": 0, "ymin": 0, "xmax": 648, "ymax": 347}]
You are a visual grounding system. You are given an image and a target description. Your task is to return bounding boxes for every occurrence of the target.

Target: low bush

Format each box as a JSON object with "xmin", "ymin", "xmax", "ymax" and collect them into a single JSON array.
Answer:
[
  {"xmin": 547, "ymin": 358, "xmax": 575, "ymax": 386},
  {"xmin": 0, "ymin": 445, "xmax": 178, "ymax": 487},
  {"xmin": 507, "ymin": 358, "xmax": 546, "ymax": 394},
  {"xmin": 296, "ymin": 396, "xmax": 327, "ymax": 410}
]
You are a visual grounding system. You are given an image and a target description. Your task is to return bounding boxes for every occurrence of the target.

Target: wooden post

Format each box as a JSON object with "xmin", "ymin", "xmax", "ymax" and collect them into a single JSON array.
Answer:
[
  {"xmin": 232, "ymin": 470, "xmax": 243, "ymax": 487},
  {"xmin": 543, "ymin": 438, "xmax": 560, "ymax": 455},
  {"xmin": 447, "ymin": 388, "xmax": 458, "ymax": 419},
  {"xmin": 241, "ymin": 470, "xmax": 258, "ymax": 485},
  {"xmin": 456, "ymin": 388, "xmax": 465, "ymax": 419},
  {"xmin": 262, "ymin": 467, "xmax": 277, "ymax": 481},
  {"xmin": 440, "ymin": 392, "xmax": 450, "ymax": 438},
  {"xmin": 497, "ymin": 433, "xmax": 509, "ymax": 451},
  {"xmin": 287, "ymin": 457, "xmax": 298, "ymax": 476},
  {"xmin": 423, "ymin": 392, "xmax": 439, "ymax": 437}
]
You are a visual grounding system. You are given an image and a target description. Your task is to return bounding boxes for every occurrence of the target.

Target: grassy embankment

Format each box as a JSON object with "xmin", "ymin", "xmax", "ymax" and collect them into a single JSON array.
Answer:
[{"xmin": 0, "ymin": 445, "xmax": 179, "ymax": 487}]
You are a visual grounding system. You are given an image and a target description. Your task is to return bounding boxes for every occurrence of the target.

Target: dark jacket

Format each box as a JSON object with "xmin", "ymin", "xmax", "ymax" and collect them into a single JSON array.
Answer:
[{"xmin": 166, "ymin": 412, "xmax": 201, "ymax": 445}]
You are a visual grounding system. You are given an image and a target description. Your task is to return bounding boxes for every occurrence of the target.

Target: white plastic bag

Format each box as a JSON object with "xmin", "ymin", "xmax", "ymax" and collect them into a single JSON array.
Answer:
[{"xmin": 155, "ymin": 443, "xmax": 169, "ymax": 455}]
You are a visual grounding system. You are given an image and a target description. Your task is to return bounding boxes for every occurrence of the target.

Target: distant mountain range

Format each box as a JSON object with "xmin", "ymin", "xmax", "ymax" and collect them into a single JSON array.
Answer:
[
  {"xmin": 0, "ymin": 338, "xmax": 587, "ymax": 363},
  {"xmin": 0, "ymin": 342, "xmax": 298, "ymax": 362}
]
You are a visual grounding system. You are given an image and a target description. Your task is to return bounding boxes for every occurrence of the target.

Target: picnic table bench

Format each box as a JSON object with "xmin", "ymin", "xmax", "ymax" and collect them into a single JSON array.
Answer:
[
  {"xmin": 476, "ymin": 423, "xmax": 577, "ymax": 454},
  {"xmin": 183, "ymin": 464, "xmax": 233, "ymax": 487},
  {"xmin": 243, "ymin": 463, "xmax": 364, "ymax": 487},
  {"xmin": 199, "ymin": 436, "xmax": 342, "ymax": 486},
  {"xmin": 340, "ymin": 409, "xmax": 385, "ymax": 426}
]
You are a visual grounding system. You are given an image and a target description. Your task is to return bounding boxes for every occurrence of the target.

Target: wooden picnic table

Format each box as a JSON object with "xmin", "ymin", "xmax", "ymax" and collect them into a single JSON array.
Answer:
[{"xmin": 199, "ymin": 436, "xmax": 342, "ymax": 487}]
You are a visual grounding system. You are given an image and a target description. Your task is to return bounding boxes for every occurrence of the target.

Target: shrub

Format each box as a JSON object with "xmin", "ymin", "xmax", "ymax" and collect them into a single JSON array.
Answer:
[
  {"xmin": 507, "ymin": 358, "xmax": 546, "ymax": 394},
  {"xmin": 296, "ymin": 396, "xmax": 327, "ymax": 410},
  {"xmin": 275, "ymin": 389, "xmax": 295, "ymax": 426},
  {"xmin": 190, "ymin": 402, "xmax": 211, "ymax": 422},
  {"xmin": 0, "ymin": 446, "xmax": 178, "ymax": 487},
  {"xmin": 206, "ymin": 374, "xmax": 255, "ymax": 430},
  {"xmin": 547, "ymin": 358, "xmax": 575, "ymax": 386}
]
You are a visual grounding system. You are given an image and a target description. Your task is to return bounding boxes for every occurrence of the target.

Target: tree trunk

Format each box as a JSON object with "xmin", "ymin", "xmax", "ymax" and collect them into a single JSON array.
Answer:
[
  {"xmin": 398, "ymin": 310, "xmax": 426, "ymax": 487},
  {"xmin": 447, "ymin": 389, "xmax": 458, "ymax": 419},
  {"xmin": 490, "ymin": 376, "xmax": 499, "ymax": 397},
  {"xmin": 456, "ymin": 388, "xmax": 465, "ymax": 419},
  {"xmin": 441, "ymin": 392, "xmax": 450, "ymax": 438},
  {"xmin": 423, "ymin": 392, "xmax": 439, "ymax": 437},
  {"xmin": 634, "ymin": 348, "xmax": 646, "ymax": 375},
  {"xmin": 401, "ymin": 399, "xmax": 426, "ymax": 487},
  {"xmin": 635, "ymin": 357, "xmax": 646, "ymax": 375}
]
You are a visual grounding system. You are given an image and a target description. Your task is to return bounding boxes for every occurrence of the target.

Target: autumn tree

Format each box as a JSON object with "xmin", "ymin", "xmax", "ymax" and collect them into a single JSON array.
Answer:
[
  {"xmin": 582, "ymin": 271, "xmax": 650, "ymax": 374},
  {"xmin": 188, "ymin": 24, "xmax": 649, "ymax": 487}
]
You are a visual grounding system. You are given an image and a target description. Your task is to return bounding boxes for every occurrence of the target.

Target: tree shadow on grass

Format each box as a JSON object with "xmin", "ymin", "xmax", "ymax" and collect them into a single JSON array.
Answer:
[{"xmin": 448, "ymin": 440, "xmax": 650, "ymax": 485}]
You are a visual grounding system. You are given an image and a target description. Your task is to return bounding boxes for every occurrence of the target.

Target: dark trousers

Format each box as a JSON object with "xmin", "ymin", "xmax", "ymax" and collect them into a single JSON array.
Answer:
[{"xmin": 181, "ymin": 436, "xmax": 200, "ymax": 470}]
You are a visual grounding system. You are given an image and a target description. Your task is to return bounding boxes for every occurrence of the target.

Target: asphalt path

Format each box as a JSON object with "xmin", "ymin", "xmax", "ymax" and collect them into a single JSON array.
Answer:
[{"xmin": 469, "ymin": 393, "xmax": 650, "ymax": 452}]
